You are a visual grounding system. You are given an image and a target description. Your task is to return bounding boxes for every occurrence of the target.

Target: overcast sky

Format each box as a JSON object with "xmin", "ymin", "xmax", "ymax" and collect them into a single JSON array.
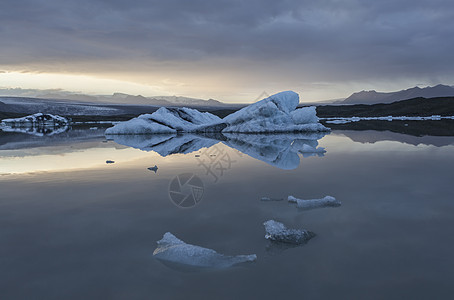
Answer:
[{"xmin": 1, "ymin": 0, "xmax": 453, "ymax": 102}]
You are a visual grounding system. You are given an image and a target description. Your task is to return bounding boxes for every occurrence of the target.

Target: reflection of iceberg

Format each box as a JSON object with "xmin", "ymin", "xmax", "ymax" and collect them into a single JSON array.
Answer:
[
  {"xmin": 288, "ymin": 195, "xmax": 341, "ymax": 210},
  {"xmin": 264, "ymin": 220, "xmax": 315, "ymax": 245},
  {"xmin": 105, "ymin": 91, "xmax": 330, "ymax": 134},
  {"xmin": 222, "ymin": 133, "xmax": 326, "ymax": 169},
  {"xmin": 0, "ymin": 124, "xmax": 69, "ymax": 136},
  {"xmin": 106, "ymin": 134, "xmax": 219, "ymax": 156},
  {"xmin": 1, "ymin": 113, "xmax": 69, "ymax": 136},
  {"xmin": 153, "ymin": 233, "xmax": 257, "ymax": 271},
  {"xmin": 107, "ymin": 132, "xmax": 327, "ymax": 169}
]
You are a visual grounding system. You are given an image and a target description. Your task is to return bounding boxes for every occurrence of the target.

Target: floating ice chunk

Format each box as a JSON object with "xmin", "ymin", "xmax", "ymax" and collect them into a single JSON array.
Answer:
[
  {"xmin": 288, "ymin": 195, "xmax": 341, "ymax": 210},
  {"xmin": 0, "ymin": 113, "xmax": 69, "ymax": 136},
  {"xmin": 260, "ymin": 197, "xmax": 284, "ymax": 201},
  {"xmin": 148, "ymin": 165, "xmax": 158, "ymax": 173},
  {"xmin": 1, "ymin": 113, "xmax": 68, "ymax": 126},
  {"xmin": 264, "ymin": 220, "xmax": 315, "ymax": 245},
  {"xmin": 153, "ymin": 233, "xmax": 257, "ymax": 270},
  {"xmin": 325, "ymin": 119, "xmax": 351, "ymax": 124}
]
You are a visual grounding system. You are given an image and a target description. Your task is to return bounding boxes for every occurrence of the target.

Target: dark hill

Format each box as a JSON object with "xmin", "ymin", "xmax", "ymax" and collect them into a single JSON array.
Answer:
[{"xmin": 316, "ymin": 96, "xmax": 454, "ymax": 118}]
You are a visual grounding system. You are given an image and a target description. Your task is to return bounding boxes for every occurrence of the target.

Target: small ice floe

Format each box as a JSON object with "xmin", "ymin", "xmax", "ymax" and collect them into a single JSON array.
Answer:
[
  {"xmin": 153, "ymin": 233, "xmax": 257, "ymax": 271},
  {"xmin": 264, "ymin": 220, "xmax": 315, "ymax": 245},
  {"xmin": 260, "ymin": 197, "xmax": 284, "ymax": 201},
  {"xmin": 148, "ymin": 165, "xmax": 158, "ymax": 173},
  {"xmin": 106, "ymin": 160, "xmax": 115, "ymax": 164},
  {"xmin": 288, "ymin": 195, "xmax": 341, "ymax": 210}
]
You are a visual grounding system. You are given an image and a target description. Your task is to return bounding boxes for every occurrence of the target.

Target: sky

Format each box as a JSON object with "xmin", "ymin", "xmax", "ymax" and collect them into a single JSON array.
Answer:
[{"xmin": 1, "ymin": 0, "xmax": 453, "ymax": 103}]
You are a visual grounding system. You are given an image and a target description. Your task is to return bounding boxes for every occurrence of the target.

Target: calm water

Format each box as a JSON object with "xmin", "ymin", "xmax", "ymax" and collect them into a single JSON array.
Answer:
[{"xmin": 1, "ymin": 127, "xmax": 454, "ymax": 299}]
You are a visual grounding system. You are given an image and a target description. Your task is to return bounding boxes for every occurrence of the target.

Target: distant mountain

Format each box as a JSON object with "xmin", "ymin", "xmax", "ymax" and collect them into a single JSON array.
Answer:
[
  {"xmin": 0, "ymin": 88, "xmax": 227, "ymax": 107},
  {"xmin": 317, "ymin": 96, "xmax": 454, "ymax": 118},
  {"xmin": 342, "ymin": 84, "xmax": 454, "ymax": 104},
  {"xmin": 42, "ymin": 93, "xmax": 227, "ymax": 107}
]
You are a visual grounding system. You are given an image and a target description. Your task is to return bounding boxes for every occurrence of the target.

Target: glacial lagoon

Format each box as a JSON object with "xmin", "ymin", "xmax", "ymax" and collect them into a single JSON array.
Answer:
[{"xmin": 1, "ymin": 126, "xmax": 454, "ymax": 299}]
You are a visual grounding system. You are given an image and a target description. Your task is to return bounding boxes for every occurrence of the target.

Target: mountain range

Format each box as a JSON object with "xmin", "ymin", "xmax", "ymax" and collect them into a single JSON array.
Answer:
[
  {"xmin": 0, "ymin": 88, "xmax": 226, "ymax": 107},
  {"xmin": 341, "ymin": 84, "xmax": 454, "ymax": 104}
]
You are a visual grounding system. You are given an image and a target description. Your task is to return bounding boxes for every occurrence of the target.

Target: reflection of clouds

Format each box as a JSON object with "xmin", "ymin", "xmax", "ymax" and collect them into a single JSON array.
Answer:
[{"xmin": 0, "ymin": 147, "xmax": 152, "ymax": 175}]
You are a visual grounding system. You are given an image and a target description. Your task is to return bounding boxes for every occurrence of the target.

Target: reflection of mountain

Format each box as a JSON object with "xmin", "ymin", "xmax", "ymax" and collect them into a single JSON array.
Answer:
[
  {"xmin": 107, "ymin": 132, "xmax": 327, "ymax": 170},
  {"xmin": 324, "ymin": 119, "xmax": 454, "ymax": 138},
  {"xmin": 338, "ymin": 130, "xmax": 454, "ymax": 147}
]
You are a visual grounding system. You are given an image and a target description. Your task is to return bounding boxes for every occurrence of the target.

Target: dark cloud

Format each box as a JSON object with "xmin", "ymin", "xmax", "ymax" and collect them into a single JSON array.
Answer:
[{"xmin": 1, "ymin": 0, "xmax": 453, "ymax": 96}]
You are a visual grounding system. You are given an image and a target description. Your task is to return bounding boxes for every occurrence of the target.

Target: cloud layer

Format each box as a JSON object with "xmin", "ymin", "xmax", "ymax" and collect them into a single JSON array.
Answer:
[{"xmin": 1, "ymin": 0, "xmax": 453, "ymax": 100}]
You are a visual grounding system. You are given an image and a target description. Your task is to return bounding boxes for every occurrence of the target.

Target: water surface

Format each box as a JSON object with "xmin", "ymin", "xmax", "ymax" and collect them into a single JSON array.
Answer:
[{"xmin": 1, "ymin": 128, "xmax": 453, "ymax": 299}]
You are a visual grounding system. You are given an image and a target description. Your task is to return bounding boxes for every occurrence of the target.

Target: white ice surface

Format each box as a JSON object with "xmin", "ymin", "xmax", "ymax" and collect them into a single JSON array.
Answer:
[
  {"xmin": 222, "ymin": 91, "xmax": 329, "ymax": 133},
  {"xmin": 105, "ymin": 107, "xmax": 221, "ymax": 134},
  {"xmin": 153, "ymin": 232, "xmax": 257, "ymax": 269},
  {"xmin": 264, "ymin": 220, "xmax": 315, "ymax": 245}
]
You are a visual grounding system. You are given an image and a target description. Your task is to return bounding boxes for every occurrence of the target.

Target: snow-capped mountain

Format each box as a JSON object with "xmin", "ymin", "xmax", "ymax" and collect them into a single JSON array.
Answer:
[{"xmin": 342, "ymin": 84, "xmax": 454, "ymax": 104}]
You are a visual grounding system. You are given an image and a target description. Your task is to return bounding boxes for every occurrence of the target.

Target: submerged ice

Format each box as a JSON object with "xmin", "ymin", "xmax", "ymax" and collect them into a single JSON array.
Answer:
[
  {"xmin": 264, "ymin": 220, "xmax": 315, "ymax": 245},
  {"xmin": 105, "ymin": 91, "xmax": 330, "ymax": 134},
  {"xmin": 288, "ymin": 195, "xmax": 341, "ymax": 210},
  {"xmin": 153, "ymin": 232, "xmax": 257, "ymax": 270}
]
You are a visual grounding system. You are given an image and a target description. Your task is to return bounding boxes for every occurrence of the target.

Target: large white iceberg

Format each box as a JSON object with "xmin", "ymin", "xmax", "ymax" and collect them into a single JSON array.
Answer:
[
  {"xmin": 264, "ymin": 220, "xmax": 315, "ymax": 245},
  {"xmin": 153, "ymin": 232, "xmax": 257, "ymax": 270},
  {"xmin": 105, "ymin": 91, "xmax": 330, "ymax": 134},
  {"xmin": 288, "ymin": 195, "xmax": 341, "ymax": 210}
]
